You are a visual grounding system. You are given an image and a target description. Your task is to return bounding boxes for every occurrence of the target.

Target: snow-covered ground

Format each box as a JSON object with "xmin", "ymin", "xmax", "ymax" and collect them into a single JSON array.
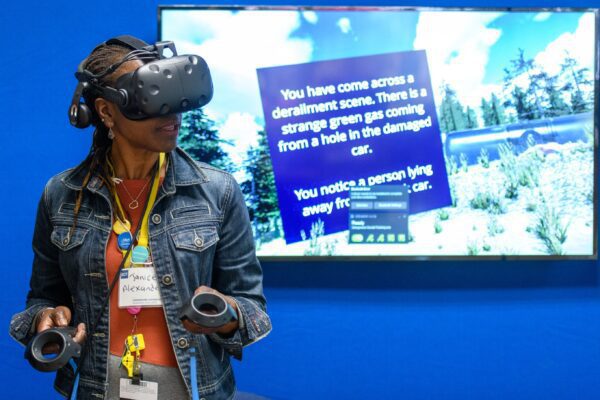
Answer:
[{"xmin": 257, "ymin": 142, "xmax": 594, "ymax": 257}]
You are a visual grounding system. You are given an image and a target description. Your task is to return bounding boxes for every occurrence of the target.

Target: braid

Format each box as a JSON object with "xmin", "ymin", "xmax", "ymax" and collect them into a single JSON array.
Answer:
[{"xmin": 70, "ymin": 43, "xmax": 133, "ymax": 236}]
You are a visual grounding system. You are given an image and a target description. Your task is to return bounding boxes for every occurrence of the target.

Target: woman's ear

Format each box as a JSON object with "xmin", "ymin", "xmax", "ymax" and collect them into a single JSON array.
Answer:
[{"xmin": 95, "ymin": 98, "xmax": 116, "ymax": 127}]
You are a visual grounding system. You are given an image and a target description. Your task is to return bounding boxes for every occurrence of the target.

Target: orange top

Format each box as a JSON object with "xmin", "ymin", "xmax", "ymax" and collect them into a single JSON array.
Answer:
[{"xmin": 106, "ymin": 178, "xmax": 177, "ymax": 367}]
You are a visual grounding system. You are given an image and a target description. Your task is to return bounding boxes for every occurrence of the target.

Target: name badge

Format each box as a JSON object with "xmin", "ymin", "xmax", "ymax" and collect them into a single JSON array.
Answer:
[
  {"xmin": 120, "ymin": 378, "xmax": 158, "ymax": 400},
  {"xmin": 118, "ymin": 267, "xmax": 163, "ymax": 308}
]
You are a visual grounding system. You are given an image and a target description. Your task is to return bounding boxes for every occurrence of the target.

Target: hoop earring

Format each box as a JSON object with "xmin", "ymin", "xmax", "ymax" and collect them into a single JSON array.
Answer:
[{"xmin": 108, "ymin": 129, "xmax": 115, "ymax": 140}]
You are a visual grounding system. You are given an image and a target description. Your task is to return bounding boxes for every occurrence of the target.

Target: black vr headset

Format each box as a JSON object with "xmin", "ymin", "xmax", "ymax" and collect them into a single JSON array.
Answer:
[{"xmin": 69, "ymin": 35, "xmax": 213, "ymax": 128}]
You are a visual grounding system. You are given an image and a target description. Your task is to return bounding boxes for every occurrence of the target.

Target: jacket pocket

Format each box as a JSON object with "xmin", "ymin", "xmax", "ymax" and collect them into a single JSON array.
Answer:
[
  {"xmin": 170, "ymin": 226, "xmax": 219, "ymax": 252},
  {"xmin": 50, "ymin": 225, "xmax": 89, "ymax": 251},
  {"xmin": 170, "ymin": 203, "xmax": 211, "ymax": 219},
  {"xmin": 58, "ymin": 202, "xmax": 93, "ymax": 220}
]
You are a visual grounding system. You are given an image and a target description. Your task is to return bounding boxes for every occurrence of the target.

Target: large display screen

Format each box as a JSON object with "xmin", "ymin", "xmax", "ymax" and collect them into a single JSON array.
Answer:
[{"xmin": 159, "ymin": 6, "xmax": 598, "ymax": 259}]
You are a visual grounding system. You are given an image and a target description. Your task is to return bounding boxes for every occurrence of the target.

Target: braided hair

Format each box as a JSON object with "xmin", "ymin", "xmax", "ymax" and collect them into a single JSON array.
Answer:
[{"xmin": 70, "ymin": 43, "xmax": 134, "ymax": 233}]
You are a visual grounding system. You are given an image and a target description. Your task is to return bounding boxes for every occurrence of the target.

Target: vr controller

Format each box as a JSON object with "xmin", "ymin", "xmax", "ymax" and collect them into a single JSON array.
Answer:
[
  {"xmin": 69, "ymin": 35, "xmax": 213, "ymax": 128},
  {"xmin": 25, "ymin": 327, "xmax": 81, "ymax": 372},
  {"xmin": 180, "ymin": 292, "xmax": 238, "ymax": 329}
]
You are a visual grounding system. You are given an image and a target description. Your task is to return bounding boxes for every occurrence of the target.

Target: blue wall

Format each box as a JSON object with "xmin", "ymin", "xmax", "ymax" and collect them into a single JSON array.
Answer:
[{"xmin": 1, "ymin": 1, "xmax": 598, "ymax": 399}]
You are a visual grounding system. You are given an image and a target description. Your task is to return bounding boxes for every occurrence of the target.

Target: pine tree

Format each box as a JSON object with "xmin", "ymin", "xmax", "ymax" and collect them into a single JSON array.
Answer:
[
  {"xmin": 508, "ymin": 86, "xmax": 536, "ymax": 121},
  {"xmin": 481, "ymin": 94, "xmax": 506, "ymax": 127},
  {"xmin": 503, "ymin": 49, "xmax": 546, "ymax": 119},
  {"xmin": 570, "ymin": 90, "xmax": 587, "ymax": 114},
  {"xmin": 480, "ymin": 98, "xmax": 492, "ymax": 126},
  {"xmin": 539, "ymin": 72, "xmax": 569, "ymax": 117},
  {"xmin": 465, "ymin": 106, "xmax": 479, "ymax": 129},
  {"xmin": 560, "ymin": 51, "xmax": 592, "ymax": 113},
  {"xmin": 178, "ymin": 109, "xmax": 235, "ymax": 172},
  {"xmin": 438, "ymin": 83, "xmax": 468, "ymax": 133},
  {"xmin": 489, "ymin": 93, "xmax": 507, "ymax": 126},
  {"xmin": 240, "ymin": 129, "xmax": 280, "ymax": 237}
]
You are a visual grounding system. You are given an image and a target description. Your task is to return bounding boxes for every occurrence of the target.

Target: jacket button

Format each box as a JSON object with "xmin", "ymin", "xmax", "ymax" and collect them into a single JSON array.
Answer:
[
  {"xmin": 194, "ymin": 237, "xmax": 203, "ymax": 247},
  {"xmin": 161, "ymin": 274, "xmax": 173, "ymax": 285},
  {"xmin": 62, "ymin": 237, "xmax": 70, "ymax": 246},
  {"xmin": 151, "ymin": 214, "xmax": 162, "ymax": 224},
  {"xmin": 177, "ymin": 337, "xmax": 189, "ymax": 349}
]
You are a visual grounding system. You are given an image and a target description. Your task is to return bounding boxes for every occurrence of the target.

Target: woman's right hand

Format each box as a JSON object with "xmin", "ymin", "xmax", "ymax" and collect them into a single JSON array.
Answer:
[{"xmin": 36, "ymin": 306, "xmax": 87, "ymax": 354}]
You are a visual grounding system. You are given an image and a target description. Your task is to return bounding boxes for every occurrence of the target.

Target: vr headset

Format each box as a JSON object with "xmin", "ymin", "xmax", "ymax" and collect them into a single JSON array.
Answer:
[{"xmin": 69, "ymin": 35, "xmax": 213, "ymax": 128}]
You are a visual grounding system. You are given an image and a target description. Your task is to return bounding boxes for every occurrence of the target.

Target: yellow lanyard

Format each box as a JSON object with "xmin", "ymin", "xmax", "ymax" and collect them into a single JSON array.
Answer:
[{"xmin": 111, "ymin": 153, "xmax": 165, "ymax": 259}]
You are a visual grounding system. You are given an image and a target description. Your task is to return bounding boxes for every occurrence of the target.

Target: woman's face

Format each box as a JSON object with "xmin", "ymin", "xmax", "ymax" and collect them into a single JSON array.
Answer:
[{"xmin": 95, "ymin": 60, "xmax": 182, "ymax": 154}]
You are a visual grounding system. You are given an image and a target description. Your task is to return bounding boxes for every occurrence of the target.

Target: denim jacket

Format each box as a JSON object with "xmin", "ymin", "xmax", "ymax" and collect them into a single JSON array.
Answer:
[{"xmin": 9, "ymin": 148, "xmax": 272, "ymax": 400}]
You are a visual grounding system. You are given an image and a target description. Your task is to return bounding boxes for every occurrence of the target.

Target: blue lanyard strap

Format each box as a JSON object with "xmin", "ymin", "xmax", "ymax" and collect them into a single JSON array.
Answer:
[
  {"xmin": 190, "ymin": 347, "xmax": 200, "ymax": 400},
  {"xmin": 69, "ymin": 359, "xmax": 80, "ymax": 400}
]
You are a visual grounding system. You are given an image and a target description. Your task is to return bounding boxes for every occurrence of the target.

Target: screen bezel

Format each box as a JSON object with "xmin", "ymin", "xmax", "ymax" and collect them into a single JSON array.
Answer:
[{"xmin": 158, "ymin": 5, "xmax": 599, "ymax": 261}]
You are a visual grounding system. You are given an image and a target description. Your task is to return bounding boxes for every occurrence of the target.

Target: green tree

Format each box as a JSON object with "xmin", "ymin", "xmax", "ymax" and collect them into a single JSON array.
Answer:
[
  {"xmin": 439, "ymin": 83, "xmax": 468, "ymax": 133},
  {"xmin": 503, "ymin": 49, "xmax": 545, "ymax": 119},
  {"xmin": 539, "ymin": 72, "xmax": 570, "ymax": 117},
  {"xmin": 508, "ymin": 86, "xmax": 536, "ymax": 121},
  {"xmin": 178, "ymin": 109, "xmax": 235, "ymax": 172},
  {"xmin": 480, "ymin": 98, "xmax": 492, "ymax": 125},
  {"xmin": 491, "ymin": 93, "xmax": 507, "ymax": 125},
  {"xmin": 560, "ymin": 51, "xmax": 592, "ymax": 113},
  {"xmin": 481, "ymin": 94, "xmax": 507, "ymax": 127},
  {"xmin": 241, "ymin": 129, "xmax": 280, "ymax": 237},
  {"xmin": 465, "ymin": 106, "xmax": 479, "ymax": 129},
  {"xmin": 570, "ymin": 90, "xmax": 587, "ymax": 114}
]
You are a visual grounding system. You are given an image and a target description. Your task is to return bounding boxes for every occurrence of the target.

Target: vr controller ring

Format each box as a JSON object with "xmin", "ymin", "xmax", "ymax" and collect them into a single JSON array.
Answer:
[
  {"xmin": 25, "ymin": 327, "xmax": 82, "ymax": 372},
  {"xmin": 179, "ymin": 292, "xmax": 238, "ymax": 328}
]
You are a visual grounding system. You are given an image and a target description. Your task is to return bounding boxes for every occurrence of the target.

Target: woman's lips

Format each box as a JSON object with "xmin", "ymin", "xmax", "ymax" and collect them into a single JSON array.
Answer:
[{"xmin": 157, "ymin": 123, "xmax": 180, "ymax": 135}]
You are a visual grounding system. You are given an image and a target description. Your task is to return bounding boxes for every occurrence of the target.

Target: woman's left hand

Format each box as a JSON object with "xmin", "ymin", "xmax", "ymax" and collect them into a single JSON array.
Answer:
[{"xmin": 182, "ymin": 286, "xmax": 239, "ymax": 336}]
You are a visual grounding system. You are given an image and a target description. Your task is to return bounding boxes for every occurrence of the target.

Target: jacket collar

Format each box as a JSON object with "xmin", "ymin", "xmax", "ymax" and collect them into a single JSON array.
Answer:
[{"xmin": 61, "ymin": 147, "xmax": 209, "ymax": 193}]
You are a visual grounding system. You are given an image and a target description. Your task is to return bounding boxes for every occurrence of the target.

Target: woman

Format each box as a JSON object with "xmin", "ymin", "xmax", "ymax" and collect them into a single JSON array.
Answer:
[{"xmin": 9, "ymin": 36, "xmax": 271, "ymax": 399}]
